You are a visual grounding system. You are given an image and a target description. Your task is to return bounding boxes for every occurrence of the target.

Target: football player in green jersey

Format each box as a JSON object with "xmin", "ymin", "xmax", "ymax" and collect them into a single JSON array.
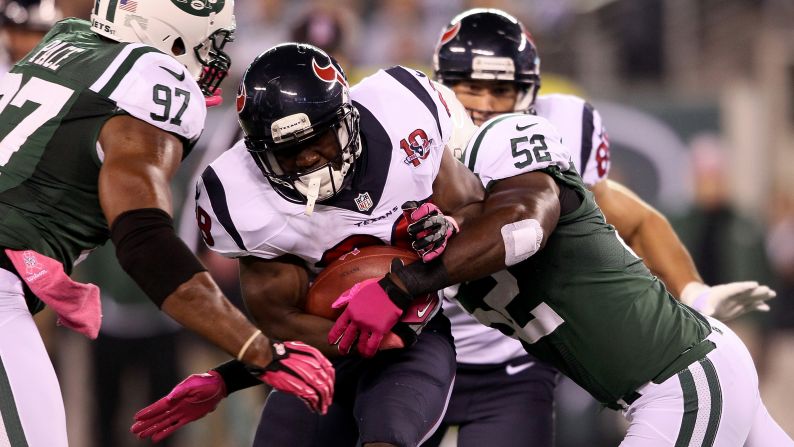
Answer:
[
  {"xmin": 425, "ymin": 9, "xmax": 779, "ymax": 447},
  {"xmin": 0, "ymin": 1, "xmax": 334, "ymax": 445},
  {"xmin": 329, "ymin": 44, "xmax": 792, "ymax": 447},
  {"xmin": 435, "ymin": 9, "xmax": 775, "ymax": 319}
]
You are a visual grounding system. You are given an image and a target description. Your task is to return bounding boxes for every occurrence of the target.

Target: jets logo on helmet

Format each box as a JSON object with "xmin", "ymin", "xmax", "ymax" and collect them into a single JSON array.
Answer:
[
  {"xmin": 236, "ymin": 82, "xmax": 246, "ymax": 113},
  {"xmin": 312, "ymin": 59, "xmax": 348, "ymax": 88},
  {"xmin": 170, "ymin": 0, "xmax": 227, "ymax": 17}
]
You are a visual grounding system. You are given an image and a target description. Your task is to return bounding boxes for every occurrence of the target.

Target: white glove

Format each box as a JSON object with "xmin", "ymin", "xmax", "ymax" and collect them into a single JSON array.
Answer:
[{"xmin": 680, "ymin": 281, "xmax": 776, "ymax": 321}]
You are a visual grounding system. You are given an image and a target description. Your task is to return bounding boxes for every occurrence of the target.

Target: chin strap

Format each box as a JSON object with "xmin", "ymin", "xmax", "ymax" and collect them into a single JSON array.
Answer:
[{"xmin": 304, "ymin": 176, "xmax": 321, "ymax": 216}]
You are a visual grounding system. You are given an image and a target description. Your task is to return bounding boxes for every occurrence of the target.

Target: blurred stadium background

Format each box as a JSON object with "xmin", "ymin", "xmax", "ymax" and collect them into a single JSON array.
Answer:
[{"xmin": 3, "ymin": 0, "xmax": 793, "ymax": 445}]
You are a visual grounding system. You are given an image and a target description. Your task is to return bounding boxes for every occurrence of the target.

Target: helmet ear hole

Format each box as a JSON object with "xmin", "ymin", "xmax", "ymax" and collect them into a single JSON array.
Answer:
[{"xmin": 172, "ymin": 37, "xmax": 186, "ymax": 56}]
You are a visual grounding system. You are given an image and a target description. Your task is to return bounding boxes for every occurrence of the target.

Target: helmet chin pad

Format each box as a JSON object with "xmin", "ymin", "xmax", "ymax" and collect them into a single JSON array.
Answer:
[
  {"xmin": 294, "ymin": 165, "xmax": 343, "ymax": 202},
  {"xmin": 292, "ymin": 129, "xmax": 360, "ymax": 202}
]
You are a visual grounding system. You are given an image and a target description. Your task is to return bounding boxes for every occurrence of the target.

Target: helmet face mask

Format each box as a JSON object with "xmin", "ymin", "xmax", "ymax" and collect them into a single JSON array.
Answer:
[
  {"xmin": 433, "ymin": 8, "xmax": 541, "ymax": 117},
  {"xmin": 239, "ymin": 44, "xmax": 361, "ymax": 205},
  {"xmin": 194, "ymin": 28, "xmax": 234, "ymax": 95},
  {"xmin": 250, "ymin": 106, "xmax": 361, "ymax": 203},
  {"xmin": 90, "ymin": 0, "xmax": 236, "ymax": 96}
]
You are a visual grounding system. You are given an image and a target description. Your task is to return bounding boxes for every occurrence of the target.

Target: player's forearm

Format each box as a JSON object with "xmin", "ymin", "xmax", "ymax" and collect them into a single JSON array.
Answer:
[
  {"xmin": 256, "ymin": 311, "xmax": 341, "ymax": 358},
  {"xmin": 442, "ymin": 205, "xmax": 525, "ymax": 284},
  {"xmin": 448, "ymin": 200, "xmax": 484, "ymax": 228},
  {"xmin": 161, "ymin": 272, "xmax": 272, "ymax": 368},
  {"xmin": 443, "ymin": 174, "xmax": 560, "ymax": 285},
  {"xmin": 629, "ymin": 210, "xmax": 701, "ymax": 297},
  {"xmin": 395, "ymin": 179, "xmax": 560, "ymax": 295}
]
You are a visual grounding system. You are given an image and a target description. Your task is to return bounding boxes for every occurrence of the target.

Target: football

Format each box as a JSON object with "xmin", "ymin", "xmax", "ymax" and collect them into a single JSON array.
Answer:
[{"xmin": 305, "ymin": 245, "xmax": 420, "ymax": 320}]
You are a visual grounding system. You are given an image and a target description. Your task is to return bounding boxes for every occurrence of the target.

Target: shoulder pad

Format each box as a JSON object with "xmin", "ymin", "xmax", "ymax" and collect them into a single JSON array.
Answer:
[
  {"xmin": 194, "ymin": 145, "xmax": 288, "ymax": 259},
  {"xmin": 464, "ymin": 113, "xmax": 572, "ymax": 187},
  {"xmin": 90, "ymin": 44, "xmax": 205, "ymax": 145}
]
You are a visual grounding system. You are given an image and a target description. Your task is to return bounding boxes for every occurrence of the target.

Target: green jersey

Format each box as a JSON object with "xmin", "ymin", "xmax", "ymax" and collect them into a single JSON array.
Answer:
[
  {"xmin": 0, "ymin": 19, "xmax": 205, "ymax": 273},
  {"xmin": 458, "ymin": 113, "xmax": 712, "ymax": 404}
]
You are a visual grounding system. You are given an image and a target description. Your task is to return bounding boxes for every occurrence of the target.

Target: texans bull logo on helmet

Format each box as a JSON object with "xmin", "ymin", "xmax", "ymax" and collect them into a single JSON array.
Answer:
[
  {"xmin": 312, "ymin": 59, "xmax": 348, "ymax": 88},
  {"xmin": 236, "ymin": 82, "xmax": 246, "ymax": 113},
  {"xmin": 438, "ymin": 21, "xmax": 461, "ymax": 47}
]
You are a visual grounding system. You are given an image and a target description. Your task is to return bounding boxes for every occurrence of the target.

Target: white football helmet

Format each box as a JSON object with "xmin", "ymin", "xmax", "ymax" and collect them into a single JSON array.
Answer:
[{"xmin": 90, "ymin": 0, "xmax": 235, "ymax": 95}]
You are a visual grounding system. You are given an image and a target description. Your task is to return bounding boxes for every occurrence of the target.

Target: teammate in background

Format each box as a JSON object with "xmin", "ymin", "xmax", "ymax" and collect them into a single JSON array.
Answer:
[
  {"xmin": 133, "ymin": 43, "xmax": 484, "ymax": 447},
  {"xmin": 0, "ymin": 1, "xmax": 334, "ymax": 445},
  {"xmin": 422, "ymin": 9, "xmax": 777, "ymax": 446},
  {"xmin": 0, "ymin": 0, "xmax": 62, "ymax": 75}
]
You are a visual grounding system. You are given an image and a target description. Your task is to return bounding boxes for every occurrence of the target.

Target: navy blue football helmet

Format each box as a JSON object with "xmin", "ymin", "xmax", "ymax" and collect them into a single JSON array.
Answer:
[
  {"xmin": 433, "ymin": 8, "xmax": 541, "ymax": 113},
  {"xmin": 237, "ymin": 43, "xmax": 361, "ymax": 204}
]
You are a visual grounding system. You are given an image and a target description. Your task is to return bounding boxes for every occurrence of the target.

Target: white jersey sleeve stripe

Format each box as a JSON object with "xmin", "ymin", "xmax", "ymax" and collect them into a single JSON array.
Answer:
[{"xmin": 200, "ymin": 166, "xmax": 247, "ymax": 251}]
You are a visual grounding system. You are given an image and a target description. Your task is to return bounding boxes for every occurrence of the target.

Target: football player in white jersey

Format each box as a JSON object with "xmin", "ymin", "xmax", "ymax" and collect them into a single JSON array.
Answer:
[
  {"xmin": 420, "ymin": 8, "xmax": 779, "ymax": 447},
  {"xmin": 0, "ymin": 1, "xmax": 335, "ymax": 446},
  {"xmin": 132, "ymin": 43, "xmax": 485, "ymax": 447}
]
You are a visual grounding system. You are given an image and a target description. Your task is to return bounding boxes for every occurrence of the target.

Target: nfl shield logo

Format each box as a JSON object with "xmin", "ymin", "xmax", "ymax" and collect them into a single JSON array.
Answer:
[{"xmin": 354, "ymin": 192, "xmax": 373, "ymax": 211}]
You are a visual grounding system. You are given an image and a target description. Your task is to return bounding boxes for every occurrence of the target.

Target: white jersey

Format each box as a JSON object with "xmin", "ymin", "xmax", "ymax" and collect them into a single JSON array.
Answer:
[
  {"xmin": 446, "ymin": 106, "xmax": 585, "ymax": 365},
  {"xmin": 534, "ymin": 94, "xmax": 609, "ymax": 188},
  {"xmin": 195, "ymin": 66, "xmax": 453, "ymax": 269}
]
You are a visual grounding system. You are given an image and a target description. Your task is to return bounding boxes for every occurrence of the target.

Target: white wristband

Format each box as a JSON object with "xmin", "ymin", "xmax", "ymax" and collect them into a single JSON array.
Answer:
[{"xmin": 236, "ymin": 329, "xmax": 263, "ymax": 361}]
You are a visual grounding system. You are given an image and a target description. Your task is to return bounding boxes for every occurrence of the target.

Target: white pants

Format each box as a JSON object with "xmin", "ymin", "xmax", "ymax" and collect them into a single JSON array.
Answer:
[
  {"xmin": 620, "ymin": 317, "xmax": 792, "ymax": 447},
  {"xmin": 0, "ymin": 268, "xmax": 67, "ymax": 447}
]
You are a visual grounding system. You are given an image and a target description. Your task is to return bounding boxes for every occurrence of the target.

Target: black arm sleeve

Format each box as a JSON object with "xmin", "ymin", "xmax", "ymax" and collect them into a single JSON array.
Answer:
[{"xmin": 110, "ymin": 208, "xmax": 207, "ymax": 307}]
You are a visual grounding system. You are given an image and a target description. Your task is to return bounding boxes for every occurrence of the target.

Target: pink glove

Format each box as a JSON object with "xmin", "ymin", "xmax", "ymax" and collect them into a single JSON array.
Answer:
[
  {"xmin": 131, "ymin": 371, "xmax": 227, "ymax": 443},
  {"xmin": 328, "ymin": 276, "xmax": 412, "ymax": 358},
  {"xmin": 258, "ymin": 340, "xmax": 335, "ymax": 415},
  {"xmin": 205, "ymin": 87, "xmax": 223, "ymax": 108},
  {"xmin": 402, "ymin": 201, "xmax": 459, "ymax": 262}
]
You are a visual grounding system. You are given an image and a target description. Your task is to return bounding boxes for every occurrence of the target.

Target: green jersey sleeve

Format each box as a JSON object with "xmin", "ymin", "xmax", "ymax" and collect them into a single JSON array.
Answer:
[{"xmin": 463, "ymin": 113, "xmax": 573, "ymax": 188}]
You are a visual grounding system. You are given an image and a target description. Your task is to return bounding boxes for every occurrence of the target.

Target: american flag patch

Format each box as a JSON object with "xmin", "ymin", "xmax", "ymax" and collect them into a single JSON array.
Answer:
[{"xmin": 119, "ymin": 0, "xmax": 137, "ymax": 13}]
